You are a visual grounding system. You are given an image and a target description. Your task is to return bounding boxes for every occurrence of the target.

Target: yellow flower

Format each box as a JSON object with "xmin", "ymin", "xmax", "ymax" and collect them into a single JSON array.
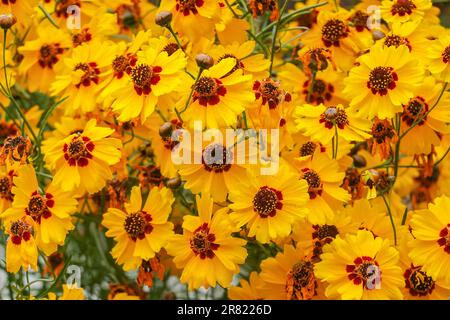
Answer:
[
  {"xmin": 183, "ymin": 57, "xmax": 253, "ymax": 129},
  {"xmin": 44, "ymin": 119, "xmax": 122, "ymax": 194},
  {"xmin": 51, "ymin": 41, "xmax": 119, "ymax": 116},
  {"xmin": 0, "ymin": 165, "xmax": 16, "ymax": 214},
  {"xmin": 381, "ymin": 0, "xmax": 432, "ymax": 24},
  {"xmin": 294, "ymin": 151, "xmax": 351, "ymax": 225},
  {"xmin": 228, "ymin": 272, "xmax": 265, "ymax": 300},
  {"xmin": 315, "ymin": 230, "xmax": 404, "ymax": 299},
  {"xmin": 408, "ymin": 195, "xmax": 450, "ymax": 284},
  {"xmin": 295, "ymin": 103, "xmax": 371, "ymax": 144},
  {"xmin": 4, "ymin": 217, "xmax": 38, "ymax": 273},
  {"xmin": 0, "ymin": 0, "xmax": 38, "ymax": 28},
  {"xmin": 259, "ymin": 244, "xmax": 324, "ymax": 300},
  {"xmin": 229, "ymin": 164, "xmax": 309, "ymax": 243},
  {"xmin": 18, "ymin": 25, "xmax": 71, "ymax": 92},
  {"xmin": 427, "ymin": 33, "xmax": 450, "ymax": 82},
  {"xmin": 300, "ymin": 10, "xmax": 361, "ymax": 71},
  {"xmin": 344, "ymin": 45, "xmax": 424, "ymax": 119},
  {"xmin": 110, "ymin": 45, "xmax": 187, "ymax": 123},
  {"xmin": 177, "ymin": 129, "xmax": 249, "ymax": 202},
  {"xmin": 1, "ymin": 164, "xmax": 78, "ymax": 255},
  {"xmin": 102, "ymin": 186, "xmax": 174, "ymax": 271},
  {"xmin": 399, "ymin": 76, "xmax": 450, "ymax": 156},
  {"xmin": 166, "ymin": 193, "xmax": 247, "ymax": 290}
]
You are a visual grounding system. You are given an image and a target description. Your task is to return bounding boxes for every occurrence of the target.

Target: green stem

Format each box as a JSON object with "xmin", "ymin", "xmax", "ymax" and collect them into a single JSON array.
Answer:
[
  {"xmin": 382, "ymin": 194, "xmax": 397, "ymax": 246},
  {"xmin": 166, "ymin": 25, "xmax": 184, "ymax": 52},
  {"xmin": 434, "ymin": 147, "xmax": 450, "ymax": 167},
  {"xmin": 180, "ymin": 68, "xmax": 204, "ymax": 114},
  {"xmin": 269, "ymin": 0, "xmax": 289, "ymax": 75}
]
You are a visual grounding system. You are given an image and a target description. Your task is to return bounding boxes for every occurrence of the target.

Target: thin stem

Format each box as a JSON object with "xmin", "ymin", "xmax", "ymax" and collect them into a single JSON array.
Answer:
[
  {"xmin": 333, "ymin": 124, "xmax": 339, "ymax": 159},
  {"xmin": 401, "ymin": 207, "xmax": 408, "ymax": 225},
  {"xmin": 434, "ymin": 147, "xmax": 450, "ymax": 167},
  {"xmin": 166, "ymin": 25, "xmax": 184, "ymax": 52},
  {"xmin": 224, "ymin": 0, "xmax": 240, "ymax": 18},
  {"xmin": 180, "ymin": 68, "xmax": 204, "ymax": 114},
  {"xmin": 382, "ymin": 194, "xmax": 397, "ymax": 246},
  {"xmin": 269, "ymin": 0, "xmax": 289, "ymax": 75}
]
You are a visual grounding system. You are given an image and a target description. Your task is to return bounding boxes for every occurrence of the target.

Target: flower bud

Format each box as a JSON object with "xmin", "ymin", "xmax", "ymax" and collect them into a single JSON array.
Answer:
[
  {"xmin": 159, "ymin": 122, "xmax": 173, "ymax": 139},
  {"xmin": 195, "ymin": 53, "xmax": 214, "ymax": 70},
  {"xmin": 0, "ymin": 14, "xmax": 17, "ymax": 30},
  {"xmin": 166, "ymin": 176, "xmax": 182, "ymax": 189},
  {"xmin": 352, "ymin": 154, "xmax": 367, "ymax": 168},
  {"xmin": 372, "ymin": 29, "xmax": 385, "ymax": 41},
  {"xmin": 155, "ymin": 11, "xmax": 172, "ymax": 27}
]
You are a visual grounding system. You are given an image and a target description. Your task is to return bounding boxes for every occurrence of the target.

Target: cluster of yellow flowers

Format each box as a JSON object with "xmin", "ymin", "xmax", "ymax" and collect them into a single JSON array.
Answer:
[{"xmin": 0, "ymin": 0, "xmax": 449, "ymax": 300}]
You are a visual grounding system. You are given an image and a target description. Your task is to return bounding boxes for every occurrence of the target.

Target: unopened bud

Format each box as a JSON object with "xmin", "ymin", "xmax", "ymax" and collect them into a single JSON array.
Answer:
[
  {"xmin": 166, "ymin": 176, "xmax": 181, "ymax": 189},
  {"xmin": 159, "ymin": 122, "xmax": 173, "ymax": 139},
  {"xmin": 352, "ymin": 154, "xmax": 367, "ymax": 168},
  {"xmin": 155, "ymin": 11, "xmax": 172, "ymax": 27},
  {"xmin": 372, "ymin": 29, "xmax": 385, "ymax": 41},
  {"xmin": 0, "ymin": 14, "xmax": 17, "ymax": 30},
  {"xmin": 195, "ymin": 53, "xmax": 214, "ymax": 69}
]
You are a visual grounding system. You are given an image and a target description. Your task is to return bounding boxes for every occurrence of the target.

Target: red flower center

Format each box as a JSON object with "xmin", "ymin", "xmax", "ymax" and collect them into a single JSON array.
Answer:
[
  {"xmin": 202, "ymin": 143, "xmax": 232, "ymax": 173},
  {"xmin": 286, "ymin": 261, "xmax": 316, "ymax": 300},
  {"xmin": 302, "ymin": 168, "xmax": 323, "ymax": 199},
  {"xmin": 437, "ymin": 224, "xmax": 449, "ymax": 254},
  {"xmin": 74, "ymin": 62, "xmax": 101, "ymax": 88},
  {"xmin": 63, "ymin": 135, "xmax": 95, "ymax": 167},
  {"xmin": 384, "ymin": 35, "xmax": 411, "ymax": 51},
  {"xmin": 39, "ymin": 43, "xmax": 65, "ymax": 69},
  {"xmin": 319, "ymin": 106, "xmax": 349, "ymax": 129},
  {"xmin": 252, "ymin": 186, "xmax": 283, "ymax": 218},
  {"xmin": 124, "ymin": 211, "xmax": 153, "ymax": 241},
  {"xmin": 442, "ymin": 45, "xmax": 450, "ymax": 64},
  {"xmin": 10, "ymin": 219, "xmax": 32, "ymax": 245},
  {"xmin": 402, "ymin": 96, "xmax": 428, "ymax": 126},
  {"xmin": 0, "ymin": 175, "xmax": 13, "ymax": 201},
  {"xmin": 302, "ymin": 79, "xmax": 334, "ymax": 105},
  {"xmin": 367, "ymin": 66, "xmax": 398, "ymax": 96},
  {"xmin": 190, "ymin": 223, "xmax": 219, "ymax": 259},
  {"xmin": 346, "ymin": 256, "xmax": 381, "ymax": 288},
  {"xmin": 253, "ymin": 79, "xmax": 291, "ymax": 109},
  {"xmin": 175, "ymin": 0, "xmax": 204, "ymax": 16},
  {"xmin": 193, "ymin": 76, "xmax": 227, "ymax": 107},
  {"xmin": 349, "ymin": 10, "xmax": 369, "ymax": 32},
  {"xmin": 404, "ymin": 265, "xmax": 435, "ymax": 296},
  {"xmin": 72, "ymin": 28, "xmax": 93, "ymax": 47},
  {"xmin": 55, "ymin": 0, "xmax": 81, "ymax": 18},
  {"xmin": 391, "ymin": 0, "xmax": 416, "ymax": 17},
  {"xmin": 25, "ymin": 191, "xmax": 54, "ymax": 224},
  {"xmin": 130, "ymin": 64, "xmax": 162, "ymax": 96},
  {"xmin": 321, "ymin": 19, "xmax": 348, "ymax": 47}
]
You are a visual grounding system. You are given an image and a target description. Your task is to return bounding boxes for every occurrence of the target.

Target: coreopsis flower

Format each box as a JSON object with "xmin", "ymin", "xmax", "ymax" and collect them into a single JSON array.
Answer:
[
  {"xmin": 177, "ymin": 129, "xmax": 249, "ymax": 202},
  {"xmin": 1, "ymin": 164, "xmax": 78, "ymax": 255},
  {"xmin": 294, "ymin": 151, "xmax": 351, "ymax": 225},
  {"xmin": 44, "ymin": 119, "xmax": 122, "ymax": 194},
  {"xmin": 18, "ymin": 25, "xmax": 71, "ymax": 92},
  {"xmin": 344, "ymin": 45, "xmax": 424, "ymax": 119},
  {"xmin": 300, "ymin": 10, "xmax": 361, "ymax": 71},
  {"xmin": 229, "ymin": 165, "xmax": 309, "ymax": 243},
  {"xmin": 228, "ymin": 272, "xmax": 265, "ymax": 300},
  {"xmin": 4, "ymin": 217, "xmax": 38, "ymax": 273},
  {"xmin": 315, "ymin": 230, "xmax": 404, "ymax": 300},
  {"xmin": 137, "ymin": 257, "xmax": 165, "ymax": 288},
  {"xmin": 209, "ymin": 41, "xmax": 270, "ymax": 79},
  {"xmin": 380, "ymin": 0, "xmax": 432, "ymax": 24},
  {"xmin": 399, "ymin": 232, "xmax": 450, "ymax": 299},
  {"xmin": 215, "ymin": 4, "xmax": 250, "ymax": 45},
  {"xmin": 427, "ymin": 34, "xmax": 450, "ymax": 82},
  {"xmin": 295, "ymin": 104, "xmax": 371, "ymax": 144},
  {"xmin": 158, "ymin": 0, "xmax": 221, "ymax": 42},
  {"xmin": 70, "ymin": 10, "xmax": 119, "ymax": 48},
  {"xmin": 182, "ymin": 57, "xmax": 253, "ymax": 129},
  {"xmin": 102, "ymin": 186, "xmax": 175, "ymax": 271},
  {"xmin": 166, "ymin": 193, "xmax": 247, "ymax": 289},
  {"xmin": 278, "ymin": 64, "xmax": 348, "ymax": 106},
  {"xmin": 110, "ymin": 45, "xmax": 187, "ymax": 123},
  {"xmin": 51, "ymin": 41, "xmax": 119, "ymax": 116},
  {"xmin": 408, "ymin": 195, "xmax": 450, "ymax": 284},
  {"xmin": 399, "ymin": 77, "xmax": 450, "ymax": 156},
  {"xmin": 259, "ymin": 245, "xmax": 322, "ymax": 300}
]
